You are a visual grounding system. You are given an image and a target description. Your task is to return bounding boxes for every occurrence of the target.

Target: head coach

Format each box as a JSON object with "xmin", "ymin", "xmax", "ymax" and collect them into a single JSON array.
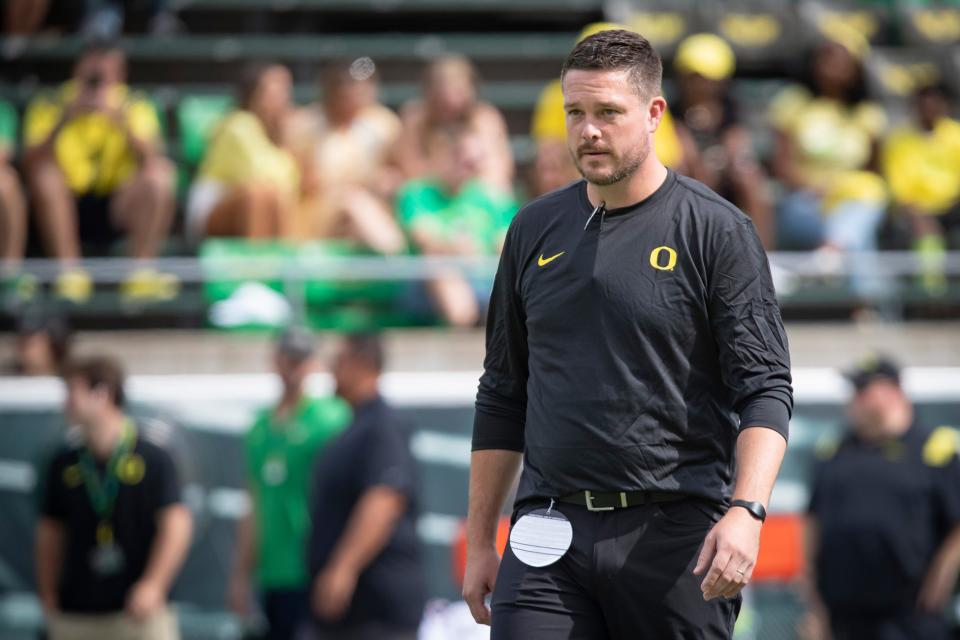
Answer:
[{"xmin": 462, "ymin": 29, "xmax": 793, "ymax": 639}]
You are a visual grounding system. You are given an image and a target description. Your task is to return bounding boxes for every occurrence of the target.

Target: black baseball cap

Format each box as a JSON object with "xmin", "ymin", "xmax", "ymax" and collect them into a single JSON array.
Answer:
[
  {"xmin": 844, "ymin": 354, "xmax": 901, "ymax": 391},
  {"xmin": 275, "ymin": 325, "xmax": 316, "ymax": 361}
]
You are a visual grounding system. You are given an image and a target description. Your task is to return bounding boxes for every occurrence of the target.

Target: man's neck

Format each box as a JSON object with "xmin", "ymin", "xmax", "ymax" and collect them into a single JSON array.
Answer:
[
  {"xmin": 586, "ymin": 159, "xmax": 668, "ymax": 210},
  {"xmin": 343, "ymin": 380, "xmax": 380, "ymax": 410},
  {"xmin": 85, "ymin": 412, "xmax": 127, "ymax": 460},
  {"xmin": 276, "ymin": 388, "xmax": 303, "ymax": 419}
]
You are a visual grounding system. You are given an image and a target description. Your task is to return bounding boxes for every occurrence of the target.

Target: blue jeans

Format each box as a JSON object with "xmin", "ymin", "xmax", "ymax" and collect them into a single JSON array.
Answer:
[{"xmin": 777, "ymin": 190, "xmax": 886, "ymax": 299}]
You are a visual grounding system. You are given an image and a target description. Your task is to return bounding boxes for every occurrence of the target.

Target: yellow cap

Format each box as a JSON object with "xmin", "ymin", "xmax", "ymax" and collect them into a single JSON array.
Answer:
[
  {"xmin": 818, "ymin": 19, "xmax": 870, "ymax": 60},
  {"xmin": 576, "ymin": 22, "xmax": 630, "ymax": 43},
  {"xmin": 674, "ymin": 33, "xmax": 736, "ymax": 81}
]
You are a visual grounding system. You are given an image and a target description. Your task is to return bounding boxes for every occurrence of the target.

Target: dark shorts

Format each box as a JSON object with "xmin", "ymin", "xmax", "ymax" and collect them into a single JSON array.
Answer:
[
  {"xmin": 262, "ymin": 587, "xmax": 310, "ymax": 640},
  {"xmin": 829, "ymin": 608, "xmax": 950, "ymax": 640},
  {"xmin": 76, "ymin": 194, "xmax": 122, "ymax": 254},
  {"xmin": 491, "ymin": 498, "xmax": 740, "ymax": 640}
]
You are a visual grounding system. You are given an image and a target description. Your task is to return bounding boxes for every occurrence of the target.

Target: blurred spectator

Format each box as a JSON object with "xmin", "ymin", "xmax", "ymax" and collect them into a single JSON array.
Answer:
[
  {"xmin": 308, "ymin": 333, "xmax": 425, "ymax": 639},
  {"xmin": 881, "ymin": 83, "xmax": 960, "ymax": 296},
  {"xmin": 187, "ymin": 62, "xmax": 299, "ymax": 243},
  {"xmin": 396, "ymin": 124, "xmax": 517, "ymax": 327},
  {"xmin": 4, "ymin": 0, "xmax": 86, "ymax": 35},
  {"xmin": 228, "ymin": 327, "xmax": 350, "ymax": 640},
  {"xmin": 528, "ymin": 22, "xmax": 684, "ymax": 198},
  {"xmin": 671, "ymin": 34, "xmax": 774, "ymax": 249},
  {"xmin": 395, "ymin": 55, "xmax": 514, "ymax": 193},
  {"xmin": 770, "ymin": 27, "xmax": 888, "ymax": 295},
  {"xmin": 9, "ymin": 307, "xmax": 72, "ymax": 376},
  {"xmin": 0, "ymin": 101, "xmax": 26, "ymax": 291},
  {"xmin": 23, "ymin": 41, "xmax": 177, "ymax": 304},
  {"xmin": 4, "ymin": 0, "xmax": 180, "ymax": 36},
  {"xmin": 802, "ymin": 355, "xmax": 960, "ymax": 640},
  {"xmin": 288, "ymin": 59, "xmax": 407, "ymax": 253},
  {"xmin": 36, "ymin": 356, "xmax": 192, "ymax": 640}
]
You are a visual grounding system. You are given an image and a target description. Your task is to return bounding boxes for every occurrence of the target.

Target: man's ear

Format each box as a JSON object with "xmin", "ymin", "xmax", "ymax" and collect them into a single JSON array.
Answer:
[{"xmin": 648, "ymin": 96, "xmax": 668, "ymax": 132}]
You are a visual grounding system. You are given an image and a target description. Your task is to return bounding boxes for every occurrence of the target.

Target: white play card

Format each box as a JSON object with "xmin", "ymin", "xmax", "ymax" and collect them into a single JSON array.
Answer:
[{"xmin": 509, "ymin": 507, "xmax": 573, "ymax": 567}]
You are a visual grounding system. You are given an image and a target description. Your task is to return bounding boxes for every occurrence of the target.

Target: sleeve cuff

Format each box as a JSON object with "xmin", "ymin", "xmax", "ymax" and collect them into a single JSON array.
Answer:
[
  {"xmin": 738, "ymin": 396, "xmax": 791, "ymax": 442},
  {"xmin": 472, "ymin": 409, "xmax": 525, "ymax": 452}
]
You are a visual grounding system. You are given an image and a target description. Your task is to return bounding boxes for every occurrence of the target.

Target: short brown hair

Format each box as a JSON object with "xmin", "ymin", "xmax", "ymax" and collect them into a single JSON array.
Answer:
[
  {"xmin": 343, "ymin": 332, "xmax": 385, "ymax": 373},
  {"xmin": 561, "ymin": 29, "xmax": 663, "ymax": 100},
  {"xmin": 63, "ymin": 356, "xmax": 126, "ymax": 408}
]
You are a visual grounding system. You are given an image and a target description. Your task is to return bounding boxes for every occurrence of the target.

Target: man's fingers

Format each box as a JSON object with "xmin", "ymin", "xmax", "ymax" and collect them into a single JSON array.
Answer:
[
  {"xmin": 700, "ymin": 550, "xmax": 732, "ymax": 599},
  {"xmin": 692, "ymin": 533, "xmax": 717, "ymax": 576},
  {"xmin": 463, "ymin": 578, "xmax": 493, "ymax": 626},
  {"xmin": 464, "ymin": 591, "xmax": 491, "ymax": 625}
]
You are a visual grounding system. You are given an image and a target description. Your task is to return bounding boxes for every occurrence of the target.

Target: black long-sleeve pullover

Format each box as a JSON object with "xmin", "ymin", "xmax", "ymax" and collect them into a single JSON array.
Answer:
[{"xmin": 473, "ymin": 170, "xmax": 793, "ymax": 505}]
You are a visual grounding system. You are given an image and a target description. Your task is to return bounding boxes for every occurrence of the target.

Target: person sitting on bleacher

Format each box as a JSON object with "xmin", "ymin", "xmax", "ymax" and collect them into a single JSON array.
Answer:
[
  {"xmin": 187, "ymin": 62, "xmax": 300, "ymax": 242},
  {"xmin": 671, "ymin": 34, "xmax": 774, "ymax": 250},
  {"xmin": 395, "ymin": 55, "xmax": 514, "ymax": 194},
  {"xmin": 769, "ymin": 25, "xmax": 888, "ymax": 299},
  {"xmin": 881, "ymin": 83, "xmax": 960, "ymax": 296},
  {"xmin": 0, "ymin": 99, "xmax": 27, "ymax": 304},
  {"xmin": 287, "ymin": 58, "xmax": 406, "ymax": 254},
  {"xmin": 396, "ymin": 124, "xmax": 517, "ymax": 327},
  {"xmin": 23, "ymin": 40, "xmax": 177, "ymax": 304}
]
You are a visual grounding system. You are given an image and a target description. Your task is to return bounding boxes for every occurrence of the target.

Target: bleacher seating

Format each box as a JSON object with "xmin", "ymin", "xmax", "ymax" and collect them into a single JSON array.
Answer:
[{"xmin": 2, "ymin": 0, "xmax": 960, "ymax": 331}]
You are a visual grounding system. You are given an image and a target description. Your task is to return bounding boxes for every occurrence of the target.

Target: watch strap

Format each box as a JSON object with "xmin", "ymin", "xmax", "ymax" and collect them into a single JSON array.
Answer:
[{"xmin": 730, "ymin": 499, "xmax": 767, "ymax": 522}]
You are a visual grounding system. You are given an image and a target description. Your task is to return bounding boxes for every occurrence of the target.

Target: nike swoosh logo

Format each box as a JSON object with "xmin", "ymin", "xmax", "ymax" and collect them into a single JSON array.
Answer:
[{"xmin": 538, "ymin": 251, "xmax": 565, "ymax": 267}]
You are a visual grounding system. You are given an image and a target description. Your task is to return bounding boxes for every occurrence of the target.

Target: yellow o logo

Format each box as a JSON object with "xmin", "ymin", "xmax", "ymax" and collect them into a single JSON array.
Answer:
[
  {"xmin": 117, "ymin": 454, "xmax": 146, "ymax": 485},
  {"xmin": 63, "ymin": 464, "xmax": 83, "ymax": 488},
  {"xmin": 649, "ymin": 246, "xmax": 678, "ymax": 271}
]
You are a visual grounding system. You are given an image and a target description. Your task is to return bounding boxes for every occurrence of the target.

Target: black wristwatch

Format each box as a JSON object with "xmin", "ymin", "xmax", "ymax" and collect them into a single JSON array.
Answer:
[{"xmin": 730, "ymin": 499, "xmax": 767, "ymax": 522}]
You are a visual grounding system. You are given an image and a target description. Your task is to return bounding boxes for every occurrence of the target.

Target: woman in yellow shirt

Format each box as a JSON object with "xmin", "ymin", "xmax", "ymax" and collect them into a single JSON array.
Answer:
[
  {"xmin": 187, "ymin": 63, "xmax": 299, "ymax": 241},
  {"xmin": 770, "ymin": 29, "xmax": 888, "ymax": 300}
]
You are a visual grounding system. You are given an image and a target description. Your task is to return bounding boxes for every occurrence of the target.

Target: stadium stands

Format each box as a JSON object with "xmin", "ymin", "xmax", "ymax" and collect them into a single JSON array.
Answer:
[{"xmin": 3, "ymin": 3, "xmax": 960, "ymax": 638}]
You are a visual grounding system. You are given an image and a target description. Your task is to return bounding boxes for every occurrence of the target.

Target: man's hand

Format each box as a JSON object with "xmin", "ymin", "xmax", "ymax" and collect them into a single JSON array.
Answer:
[
  {"xmin": 463, "ymin": 544, "xmax": 501, "ymax": 625},
  {"xmin": 311, "ymin": 562, "xmax": 359, "ymax": 622},
  {"xmin": 693, "ymin": 507, "xmax": 762, "ymax": 600},
  {"xmin": 226, "ymin": 573, "xmax": 253, "ymax": 617},
  {"xmin": 917, "ymin": 557, "xmax": 959, "ymax": 612},
  {"xmin": 126, "ymin": 578, "xmax": 166, "ymax": 620},
  {"xmin": 39, "ymin": 592, "xmax": 58, "ymax": 615}
]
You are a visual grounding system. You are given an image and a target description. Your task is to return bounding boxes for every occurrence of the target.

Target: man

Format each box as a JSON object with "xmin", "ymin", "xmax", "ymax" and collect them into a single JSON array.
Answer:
[
  {"xmin": 396, "ymin": 124, "xmax": 518, "ymax": 327},
  {"xmin": 23, "ymin": 40, "xmax": 177, "ymax": 304},
  {"xmin": 804, "ymin": 356, "xmax": 960, "ymax": 640},
  {"xmin": 308, "ymin": 333, "xmax": 426, "ymax": 639},
  {"xmin": 288, "ymin": 58, "xmax": 406, "ymax": 252},
  {"xmin": 881, "ymin": 83, "xmax": 960, "ymax": 295},
  {"xmin": 463, "ymin": 29, "xmax": 793, "ymax": 639},
  {"xmin": 228, "ymin": 327, "xmax": 351, "ymax": 640},
  {"xmin": 36, "ymin": 356, "xmax": 192, "ymax": 640}
]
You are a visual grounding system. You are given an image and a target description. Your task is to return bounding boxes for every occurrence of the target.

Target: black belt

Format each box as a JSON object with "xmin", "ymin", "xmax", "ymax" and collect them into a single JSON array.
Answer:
[{"xmin": 559, "ymin": 490, "xmax": 686, "ymax": 512}]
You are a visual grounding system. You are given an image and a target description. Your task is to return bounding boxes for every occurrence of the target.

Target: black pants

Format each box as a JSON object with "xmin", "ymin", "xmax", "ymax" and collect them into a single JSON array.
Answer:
[
  {"xmin": 309, "ymin": 625, "xmax": 417, "ymax": 640},
  {"xmin": 262, "ymin": 588, "xmax": 310, "ymax": 640},
  {"xmin": 830, "ymin": 609, "xmax": 950, "ymax": 640},
  {"xmin": 491, "ymin": 498, "xmax": 740, "ymax": 640}
]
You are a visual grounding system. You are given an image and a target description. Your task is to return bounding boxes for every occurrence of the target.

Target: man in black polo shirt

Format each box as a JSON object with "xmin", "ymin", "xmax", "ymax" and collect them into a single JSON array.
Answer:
[
  {"xmin": 804, "ymin": 356, "xmax": 960, "ymax": 640},
  {"xmin": 307, "ymin": 333, "xmax": 425, "ymax": 639},
  {"xmin": 35, "ymin": 356, "xmax": 192, "ymax": 640},
  {"xmin": 463, "ymin": 29, "xmax": 793, "ymax": 639}
]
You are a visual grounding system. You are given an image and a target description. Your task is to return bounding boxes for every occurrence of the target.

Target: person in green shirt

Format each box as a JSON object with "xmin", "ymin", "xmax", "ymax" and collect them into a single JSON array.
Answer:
[
  {"xmin": 228, "ymin": 326, "xmax": 350, "ymax": 640},
  {"xmin": 0, "ymin": 99, "xmax": 27, "ymax": 298},
  {"xmin": 396, "ymin": 124, "xmax": 518, "ymax": 327}
]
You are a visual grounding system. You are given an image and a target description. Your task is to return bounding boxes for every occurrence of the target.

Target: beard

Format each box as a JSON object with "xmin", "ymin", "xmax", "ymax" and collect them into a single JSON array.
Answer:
[{"xmin": 572, "ymin": 137, "xmax": 649, "ymax": 186}]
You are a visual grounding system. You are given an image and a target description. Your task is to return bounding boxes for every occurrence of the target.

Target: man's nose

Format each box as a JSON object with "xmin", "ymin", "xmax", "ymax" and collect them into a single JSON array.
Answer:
[{"xmin": 580, "ymin": 120, "xmax": 602, "ymax": 141}]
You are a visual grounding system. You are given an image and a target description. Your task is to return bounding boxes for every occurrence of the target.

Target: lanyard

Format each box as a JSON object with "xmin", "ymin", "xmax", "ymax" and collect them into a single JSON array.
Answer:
[{"xmin": 76, "ymin": 419, "xmax": 137, "ymax": 524}]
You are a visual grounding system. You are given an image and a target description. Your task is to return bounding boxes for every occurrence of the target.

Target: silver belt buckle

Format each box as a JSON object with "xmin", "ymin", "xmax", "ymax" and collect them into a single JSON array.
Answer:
[{"xmin": 584, "ymin": 490, "xmax": 627, "ymax": 512}]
